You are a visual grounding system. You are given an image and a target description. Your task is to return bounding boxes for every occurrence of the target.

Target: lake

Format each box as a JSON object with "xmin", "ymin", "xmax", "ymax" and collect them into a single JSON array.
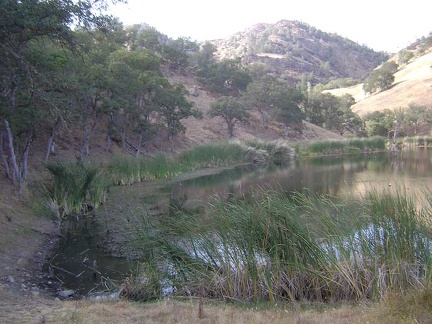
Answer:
[{"xmin": 45, "ymin": 149, "xmax": 432, "ymax": 297}]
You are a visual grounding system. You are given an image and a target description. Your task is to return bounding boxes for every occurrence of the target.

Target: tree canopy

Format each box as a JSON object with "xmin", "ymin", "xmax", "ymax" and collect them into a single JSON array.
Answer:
[
  {"xmin": 363, "ymin": 61, "xmax": 398, "ymax": 94},
  {"xmin": 209, "ymin": 97, "xmax": 249, "ymax": 138}
]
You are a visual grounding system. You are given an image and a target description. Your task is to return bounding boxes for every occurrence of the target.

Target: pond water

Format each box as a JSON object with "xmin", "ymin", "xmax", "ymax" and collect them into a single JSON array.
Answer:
[{"xmin": 44, "ymin": 149, "xmax": 432, "ymax": 297}]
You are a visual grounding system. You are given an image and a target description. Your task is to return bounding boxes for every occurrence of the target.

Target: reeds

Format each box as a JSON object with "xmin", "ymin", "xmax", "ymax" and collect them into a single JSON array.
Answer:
[
  {"xmin": 400, "ymin": 136, "xmax": 432, "ymax": 148},
  {"xmin": 107, "ymin": 141, "xmax": 272, "ymax": 186},
  {"xmin": 296, "ymin": 137, "xmax": 387, "ymax": 157},
  {"xmin": 245, "ymin": 139, "xmax": 295, "ymax": 165},
  {"xmin": 128, "ymin": 187, "xmax": 432, "ymax": 303},
  {"xmin": 107, "ymin": 153, "xmax": 181, "ymax": 185},
  {"xmin": 177, "ymin": 141, "xmax": 258, "ymax": 168},
  {"xmin": 45, "ymin": 162, "xmax": 110, "ymax": 219}
]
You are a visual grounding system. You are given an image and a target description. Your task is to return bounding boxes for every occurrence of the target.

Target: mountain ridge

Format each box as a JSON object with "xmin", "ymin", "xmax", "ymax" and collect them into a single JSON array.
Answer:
[{"xmin": 209, "ymin": 20, "xmax": 389, "ymax": 84}]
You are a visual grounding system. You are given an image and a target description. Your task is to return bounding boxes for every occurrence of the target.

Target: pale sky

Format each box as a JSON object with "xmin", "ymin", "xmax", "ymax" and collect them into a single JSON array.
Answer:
[{"xmin": 109, "ymin": 0, "xmax": 432, "ymax": 53}]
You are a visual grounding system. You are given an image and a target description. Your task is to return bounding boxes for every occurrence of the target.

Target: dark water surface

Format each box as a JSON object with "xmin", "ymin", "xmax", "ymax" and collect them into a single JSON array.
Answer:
[{"xmin": 45, "ymin": 149, "xmax": 432, "ymax": 297}]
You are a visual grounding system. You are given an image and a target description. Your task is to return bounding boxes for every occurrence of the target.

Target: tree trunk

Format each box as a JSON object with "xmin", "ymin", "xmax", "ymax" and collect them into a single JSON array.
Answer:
[
  {"xmin": 4, "ymin": 118, "xmax": 20, "ymax": 186},
  {"xmin": 45, "ymin": 121, "xmax": 58, "ymax": 164},
  {"xmin": 80, "ymin": 121, "xmax": 91, "ymax": 160},
  {"xmin": 21, "ymin": 130, "xmax": 32, "ymax": 182},
  {"xmin": 136, "ymin": 134, "xmax": 143, "ymax": 157},
  {"xmin": 258, "ymin": 108, "xmax": 268, "ymax": 129},
  {"xmin": 107, "ymin": 135, "xmax": 112, "ymax": 151},
  {"xmin": 0, "ymin": 132, "xmax": 12, "ymax": 180},
  {"xmin": 121, "ymin": 127, "xmax": 126, "ymax": 150}
]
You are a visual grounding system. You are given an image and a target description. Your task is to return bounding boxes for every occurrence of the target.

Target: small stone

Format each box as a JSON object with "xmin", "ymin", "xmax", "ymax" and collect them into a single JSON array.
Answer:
[
  {"xmin": 58, "ymin": 290, "xmax": 74, "ymax": 298},
  {"xmin": 54, "ymin": 297, "xmax": 61, "ymax": 302},
  {"xmin": 21, "ymin": 283, "xmax": 26, "ymax": 289},
  {"xmin": 32, "ymin": 291, "xmax": 40, "ymax": 297},
  {"xmin": 7, "ymin": 276, "xmax": 15, "ymax": 284}
]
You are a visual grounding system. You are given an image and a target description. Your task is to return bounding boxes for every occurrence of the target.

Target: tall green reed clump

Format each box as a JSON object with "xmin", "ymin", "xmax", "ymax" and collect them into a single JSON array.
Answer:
[
  {"xmin": 297, "ymin": 137, "xmax": 387, "ymax": 157},
  {"xmin": 178, "ymin": 141, "xmax": 257, "ymax": 168},
  {"xmin": 46, "ymin": 162, "xmax": 110, "ymax": 219},
  {"xmin": 354, "ymin": 189, "xmax": 432, "ymax": 297},
  {"xmin": 108, "ymin": 154, "xmax": 182, "ymax": 185},
  {"xmin": 403, "ymin": 136, "xmax": 432, "ymax": 148},
  {"xmin": 128, "ymin": 187, "xmax": 432, "ymax": 303},
  {"xmin": 108, "ymin": 142, "xmax": 265, "ymax": 186},
  {"xmin": 245, "ymin": 139, "xmax": 294, "ymax": 165}
]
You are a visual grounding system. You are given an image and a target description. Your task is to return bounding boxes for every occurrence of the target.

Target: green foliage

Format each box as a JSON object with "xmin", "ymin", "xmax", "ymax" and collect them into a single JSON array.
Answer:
[
  {"xmin": 162, "ymin": 37, "xmax": 199, "ymax": 68},
  {"xmin": 405, "ymin": 104, "xmax": 432, "ymax": 135},
  {"xmin": 276, "ymin": 89, "xmax": 305, "ymax": 127},
  {"xmin": 245, "ymin": 139, "xmax": 294, "ymax": 165},
  {"xmin": 194, "ymin": 41, "xmax": 217, "ymax": 74},
  {"xmin": 305, "ymin": 92, "xmax": 361, "ymax": 135},
  {"xmin": 45, "ymin": 162, "xmax": 110, "ymax": 219},
  {"xmin": 209, "ymin": 96, "xmax": 250, "ymax": 137},
  {"xmin": 0, "ymin": 0, "xmax": 125, "ymax": 189},
  {"xmin": 363, "ymin": 110, "xmax": 394, "ymax": 137},
  {"xmin": 244, "ymin": 76, "xmax": 305, "ymax": 129},
  {"xmin": 398, "ymin": 50, "xmax": 414, "ymax": 65},
  {"xmin": 178, "ymin": 142, "xmax": 259, "ymax": 167},
  {"xmin": 107, "ymin": 142, "xmax": 266, "ymax": 185},
  {"xmin": 153, "ymin": 83, "xmax": 202, "ymax": 141},
  {"xmin": 198, "ymin": 58, "xmax": 252, "ymax": 95},
  {"xmin": 363, "ymin": 61, "xmax": 398, "ymax": 94},
  {"xmin": 127, "ymin": 25, "xmax": 168, "ymax": 53},
  {"xmin": 128, "ymin": 187, "xmax": 432, "ymax": 302},
  {"xmin": 296, "ymin": 137, "xmax": 386, "ymax": 156},
  {"xmin": 320, "ymin": 77, "xmax": 361, "ymax": 90}
]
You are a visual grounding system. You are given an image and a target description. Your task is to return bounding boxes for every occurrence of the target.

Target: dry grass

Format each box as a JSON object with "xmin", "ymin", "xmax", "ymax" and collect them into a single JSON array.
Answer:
[
  {"xmin": 326, "ymin": 50, "xmax": 432, "ymax": 117},
  {"xmin": 163, "ymin": 67, "xmax": 343, "ymax": 153},
  {"xmin": 0, "ymin": 290, "xmax": 403, "ymax": 324}
]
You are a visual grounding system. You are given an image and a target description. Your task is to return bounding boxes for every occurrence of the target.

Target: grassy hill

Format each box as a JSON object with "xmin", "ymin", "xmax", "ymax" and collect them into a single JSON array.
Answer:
[{"xmin": 325, "ymin": 48, "xmax": 432, "ymax": 117}]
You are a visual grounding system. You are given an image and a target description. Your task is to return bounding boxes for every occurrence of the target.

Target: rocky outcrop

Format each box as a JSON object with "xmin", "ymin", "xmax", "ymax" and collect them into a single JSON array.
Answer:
[{"xmin": 210, "ymin": 20, "xmax": 389, "ymax": 84}]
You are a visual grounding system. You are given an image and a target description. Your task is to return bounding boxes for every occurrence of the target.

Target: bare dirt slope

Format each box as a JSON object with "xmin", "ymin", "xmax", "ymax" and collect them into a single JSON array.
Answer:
[{"xmin": 326, "ymin": 50, "xmax": 432, "ymax": 116}]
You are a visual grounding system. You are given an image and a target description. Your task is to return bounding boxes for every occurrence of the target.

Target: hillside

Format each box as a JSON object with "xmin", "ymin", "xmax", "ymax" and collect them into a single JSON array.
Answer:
[
  {"xmin": 210, "ymin": 20, "xmax": 389, "ymax": 84},
  {"xmin": 325, "ymin": 47, "xmax": 432, "ymax": 116},
  {"xmin": 162, "ymin": 67, "xmax": 343, "ymax": 153}
]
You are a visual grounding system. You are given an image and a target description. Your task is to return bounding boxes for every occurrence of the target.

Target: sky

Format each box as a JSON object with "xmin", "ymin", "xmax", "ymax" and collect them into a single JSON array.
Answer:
[{"xmin": 109, "ymin": 0, "xmax": 432, "ymax": 53}]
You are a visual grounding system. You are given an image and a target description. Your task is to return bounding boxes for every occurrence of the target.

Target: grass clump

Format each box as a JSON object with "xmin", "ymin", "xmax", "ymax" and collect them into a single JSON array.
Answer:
[
  {"xmin": 45, "ymin": 162, "xmax": 110, "ymax": 219},
  {"xmin": 108, "ymin": 153, "xmax": 183, "ymax": 185},
  {"xmin": 108, "ymin": 141, "xmax": 274, "ymax": 186},
  {"xmin": 402, "ymin": 136, "xmax": 432, "ymax": 148},
  {"xmin": 296, "ymin": 137, "xmax": 387, "ymax": 157},
  {"xmin": 178, "ymin": 141, "xmax": 257, "ymax": 168},
  {"xmin": 128, "ymin": 187, "xmax": 432, "ymax": 304},
  {"xmin": 245, "ymin": 139, "xmax": 294, "ymax": 165}
]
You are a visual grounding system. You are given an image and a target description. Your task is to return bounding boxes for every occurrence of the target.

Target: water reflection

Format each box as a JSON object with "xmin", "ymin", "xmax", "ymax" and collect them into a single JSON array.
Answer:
[
  {"xmin": 170, "ymin": 150, "xmax": 432, "ymax": 211},
  {"xmin": 47, "ymin": 149, "xmax": 432, "ymax": 296}
]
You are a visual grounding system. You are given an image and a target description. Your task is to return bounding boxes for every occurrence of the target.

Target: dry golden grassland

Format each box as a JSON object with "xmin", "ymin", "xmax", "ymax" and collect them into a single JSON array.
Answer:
[
  {"xmin": 0, "ymin": 290, "xmax": 421, "ymax": 324},
  {"xmin": 326, "ymin": 50, "xmax": 432, "ymax": 116}
]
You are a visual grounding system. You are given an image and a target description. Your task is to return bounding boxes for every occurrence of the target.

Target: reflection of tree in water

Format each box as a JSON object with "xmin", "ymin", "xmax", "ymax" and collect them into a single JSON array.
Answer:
[
  {"xmin": 168, "ymin": 182, "xmax": 188, "ymax": 215},
  {"xmin": 166, "ymin": 150, "xmax": 432, "ymax": 213},
  {"xmin": 389, "ymin": 149, "xmax": 432, "ymax": 176}
]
